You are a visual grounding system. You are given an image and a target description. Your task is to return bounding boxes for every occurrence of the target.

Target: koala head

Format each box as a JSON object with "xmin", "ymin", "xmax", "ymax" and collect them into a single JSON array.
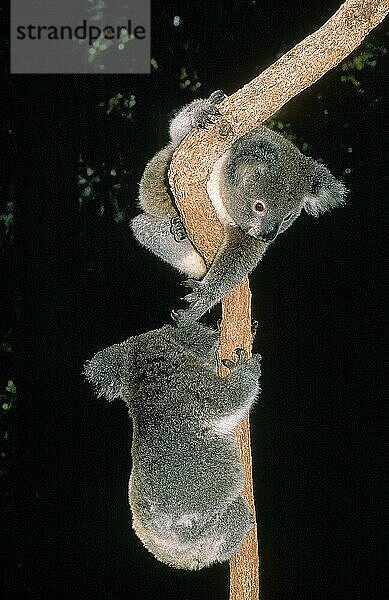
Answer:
[{"xmin": 220, "ymin": 126, "xmax": 347, "ymax": 242}]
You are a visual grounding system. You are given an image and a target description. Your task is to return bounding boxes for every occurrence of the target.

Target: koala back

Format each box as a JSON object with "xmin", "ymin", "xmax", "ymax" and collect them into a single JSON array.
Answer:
[{"xmin": 84, "ymin": 323, "xmax": 257, "ymax": 570}]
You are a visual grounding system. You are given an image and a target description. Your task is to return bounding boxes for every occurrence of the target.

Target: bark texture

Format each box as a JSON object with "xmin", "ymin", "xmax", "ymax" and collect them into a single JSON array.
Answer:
[{"xmin": 168, "ymin": 2, "xmax": 388, "ymax": 598}]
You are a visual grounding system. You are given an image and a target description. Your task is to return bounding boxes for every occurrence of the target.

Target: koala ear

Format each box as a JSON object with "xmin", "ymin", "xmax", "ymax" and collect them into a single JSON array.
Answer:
[
  {"xmin": 225, "ymin": 136, "xmax": 278, "ymax": 185},
  {"xmin": 84, "ymin": 341, "xmax": 130, "ymax": 402},
  {"xmin": 249, "ymin": 139, "xmax": 279, "ymax": 167},
  {"xmin": 229, "ymin": 130, "xmax": 279, "ymax": 174},
  {"xmin": 304, "ymin": 163, "xmax": 347, "ymax": 217}
]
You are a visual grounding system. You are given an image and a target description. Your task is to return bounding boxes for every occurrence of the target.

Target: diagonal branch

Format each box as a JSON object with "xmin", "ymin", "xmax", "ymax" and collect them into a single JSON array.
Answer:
[{"xmin": 168, "ymin": 2, "xmax": 388, "ymax": 599}]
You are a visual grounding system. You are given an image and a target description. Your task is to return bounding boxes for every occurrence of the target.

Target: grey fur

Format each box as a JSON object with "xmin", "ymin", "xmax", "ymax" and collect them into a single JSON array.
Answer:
[
  {"xmin": 84, "ymin": 322, "xmax": 261, "ymax": 570},
  {"xmin": 131, "ymin": 92, "xmax": 347, "ymax": 323}
]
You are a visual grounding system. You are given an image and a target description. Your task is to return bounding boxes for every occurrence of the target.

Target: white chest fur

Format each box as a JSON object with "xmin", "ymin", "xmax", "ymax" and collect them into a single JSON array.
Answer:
[
  {"xmin": 211, "ymin": 390, "xmax": 257, "ymax": 437},
  {"xmin": 212, "ymin": 405, "xmax": 248, "ymax": 436},
  {"xmin": 206, "ymin": 153, "xmax": 237, "ymax": 227}
]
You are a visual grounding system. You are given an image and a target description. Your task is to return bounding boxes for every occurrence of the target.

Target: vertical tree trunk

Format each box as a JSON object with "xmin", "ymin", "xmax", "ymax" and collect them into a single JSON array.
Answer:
[{"xmin": 168, "ymin": 2, "xmax": 388, "ymax": 598}]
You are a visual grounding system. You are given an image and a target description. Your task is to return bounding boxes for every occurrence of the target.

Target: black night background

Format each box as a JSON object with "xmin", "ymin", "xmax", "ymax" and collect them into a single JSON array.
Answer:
[{"xmin": 1, "ymin": 1, "xmax": 387, "ymax": 599}]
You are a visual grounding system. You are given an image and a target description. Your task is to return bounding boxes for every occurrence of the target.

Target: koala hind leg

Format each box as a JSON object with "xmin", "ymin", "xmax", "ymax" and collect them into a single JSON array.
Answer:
[
  {"xmin": 213, "ymin": 496, "xmax": 253, "ymax": 564},
  {"xmin": 131, "ymin": 213, "xmax": 206, "ymax": 279}
]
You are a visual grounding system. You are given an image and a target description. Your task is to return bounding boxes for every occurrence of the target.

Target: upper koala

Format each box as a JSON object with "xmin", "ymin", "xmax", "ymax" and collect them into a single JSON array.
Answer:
[
  {"xmin": 131, "ymin": 91, "xmax": 347, "ymax": 323},
  {"xmin": 84, "ymin": 322, "xmax": 261, "ymax": 570}
]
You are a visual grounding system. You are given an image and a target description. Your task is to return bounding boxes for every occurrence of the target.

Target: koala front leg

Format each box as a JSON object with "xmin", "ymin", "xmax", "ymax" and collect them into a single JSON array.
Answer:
[
  {"xmin": 222, "ymin": 348, "xmax": 261, "ymax": 401},
  {"xmin": 208, "ymin": 348, "xmax": 262, "ymax": 419},
  {"xmin": 213, "ymin": 496, "xmax": 253, "ymax": 564},
  {"xmin": 175, "ymin": 226, "xmax": 268, "ymax": 324}
]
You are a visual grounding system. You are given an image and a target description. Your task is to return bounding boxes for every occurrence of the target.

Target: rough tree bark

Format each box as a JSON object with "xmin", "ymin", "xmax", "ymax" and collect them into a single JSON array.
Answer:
[{"xmin": 168, "ymin": 1, "xmax": 388, "ymax": 598}]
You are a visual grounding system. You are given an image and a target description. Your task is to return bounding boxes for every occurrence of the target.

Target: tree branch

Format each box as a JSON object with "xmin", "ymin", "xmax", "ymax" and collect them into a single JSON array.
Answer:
[{"xmin": 168, "ymin": 2, "xmax": 388, "ymax": 598}]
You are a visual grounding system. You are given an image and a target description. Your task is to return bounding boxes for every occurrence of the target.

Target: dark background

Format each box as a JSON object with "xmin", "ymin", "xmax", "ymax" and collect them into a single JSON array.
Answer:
[{"xmin": 1, "ymin": 2, "xmax": 387, "ymax": 599}]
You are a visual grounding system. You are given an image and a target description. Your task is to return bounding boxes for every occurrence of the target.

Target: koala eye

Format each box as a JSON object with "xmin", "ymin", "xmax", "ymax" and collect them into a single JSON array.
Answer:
[
  {"xmin": 253, "ymin": 201, "xmax": 266, "ymax": 214},
  {"xmin": 284, "ymin": 212, "xmax": 293, "ymax": 222}
]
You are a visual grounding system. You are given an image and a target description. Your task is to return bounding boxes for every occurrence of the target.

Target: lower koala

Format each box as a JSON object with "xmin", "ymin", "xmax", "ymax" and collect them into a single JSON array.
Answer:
[{"xmin": 84, "ymin": 322, "xmax": 261, "ymax": 570}]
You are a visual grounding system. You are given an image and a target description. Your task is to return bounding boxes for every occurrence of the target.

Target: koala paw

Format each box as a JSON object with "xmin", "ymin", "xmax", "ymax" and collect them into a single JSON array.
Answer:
[
  {"xmin": 171, "ymin": 294, "xmax": 209, "ymax": 325},
  {"xmin": 181, "ymin": 289, "xmax": 200, "ymax": 304},
  {"xmin": 191, "ymin": 101, "xmax": 221, "ymax": 129},
  {"xmin": 208, "ymin": 90, "xmax": 227, "ymax": 105},
  {"xmin": 222, "ymin": 350, "xmax": 261, "ymax": 377},
  {"xmin": 221, "ymin": 348, "xmax": 248, "ymax": 371},
  {"xmin": 251, "ymin": 320, "xmax": 259, "ymax": 339},
  {"xmin": 170, "ymin": 216, "xmax": 187, "ymax": 242},
  {"xmin": 181, "ymin": 278, "xmax": 203, "ymax": 290},
  {"xmin": 180, "ymin": 278, "xmax": 206, "ymax": 305},
  {"xmin": 175, "ymin": 278, "xmax": 214, "ymax": 324},
  {"xmin": 235, "ymin": 348, "xmax": 248, "ymax": 361}
]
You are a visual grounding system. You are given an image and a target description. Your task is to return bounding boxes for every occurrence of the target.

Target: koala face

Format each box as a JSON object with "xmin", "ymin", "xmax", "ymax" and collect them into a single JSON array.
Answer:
[{"xmin": 221, "ymin": 126, "xmax": 347, "ymax": 242}]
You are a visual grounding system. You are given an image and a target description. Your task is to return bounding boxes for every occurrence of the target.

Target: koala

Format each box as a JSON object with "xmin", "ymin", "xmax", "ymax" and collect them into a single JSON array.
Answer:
[
  {"xmin": 84, "ymin": 321, "xmax": 261, "ymax": 570},
  {"xmin": 131, "ymin": 91, "xmax": 347, "ymax": 323}
]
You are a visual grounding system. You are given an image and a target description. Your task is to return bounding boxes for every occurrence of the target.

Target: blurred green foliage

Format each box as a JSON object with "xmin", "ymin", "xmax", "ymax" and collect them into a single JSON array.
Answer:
[
  {"xmin": 1, "ymin": 377, "xmax": 16, "ymax": 414},
  {"xmin": 264, "ymin": 118, "xmax": 310, "ymax": 152},
  {"xmin": 179, "ymin": 67, "xmax": 202, "ymax": 92},
  {"xmin": 106, "ymin": 92, "xmax": 136, "ymax": 120},
  {"xmin": 340, "ymin": 42, "xmax": 387, "ymax": 88},
  {"xmin": 0, "ymin": 201, "xmax": 14, "ymax": 246},
  {"xmin": 78, "ymin": 155, "xmax": 130, "ymax": 222}
]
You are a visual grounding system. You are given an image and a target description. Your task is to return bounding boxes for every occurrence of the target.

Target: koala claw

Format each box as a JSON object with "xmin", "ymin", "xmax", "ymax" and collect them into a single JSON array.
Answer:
[
  {"xmin": 208, "ymin": 90, "xmax": 227, "ymax": 105},
  {"xmin": 234, "ymin": 348, "xmax": 247, "ymax": 362},
  {"xmin": 172, "ymin": 295, "xmax": 209, "ymax": 325},
  {"xmin": 251, "ymin": 320, "xmax": 259, "ymax": 338},
  {"xmin": 221, "ymin": 358, "xmax": 236, "ymax": 370},
  {"xmin": 170, "ymin": 216, "xmax": 187, "ymax": 242},
  {"xmin": 192, "ymin": 104, "xmax": 221, "ymax": 129},
  {"xmin": 182, "ymin": 291, "xmax": 199, "ymax": 304},
  {"xmin": 214, "ymin": 319, "xmax": 258, "ymax": 337},
  {"xmin": 221, "ymin": 349, "xmax": 247, "ymax": 371},
  {"xmin": 171, "ymin": 309, "xmax": 180, "ymax": 322},
  {"xmin": 181, "ymin": 278, "xmax": 202, "ymax": 290}
]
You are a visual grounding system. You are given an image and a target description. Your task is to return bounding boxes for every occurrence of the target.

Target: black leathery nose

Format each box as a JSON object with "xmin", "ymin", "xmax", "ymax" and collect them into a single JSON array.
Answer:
[{"xmin": 261, "ymin": 221, "xmax": 279, "ymax": 241}]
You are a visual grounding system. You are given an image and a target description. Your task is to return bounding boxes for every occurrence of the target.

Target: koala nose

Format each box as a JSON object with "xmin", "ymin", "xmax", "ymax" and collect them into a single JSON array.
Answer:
[{"xmin": 261, "ymin": 221, "xmax": 279, "ymax": 241}]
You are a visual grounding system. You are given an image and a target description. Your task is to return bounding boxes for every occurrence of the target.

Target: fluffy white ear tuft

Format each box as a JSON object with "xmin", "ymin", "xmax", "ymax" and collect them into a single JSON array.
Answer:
[{"xmin": 304, "ymin": 164, "xmax": 348, "ymax": 217}]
